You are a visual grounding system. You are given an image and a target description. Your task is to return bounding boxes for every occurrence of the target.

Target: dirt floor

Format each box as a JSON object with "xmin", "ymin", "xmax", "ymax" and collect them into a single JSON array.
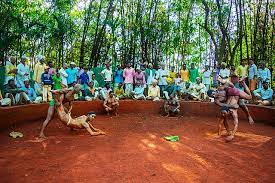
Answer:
[{"xmin": 0, "ymin": 113, "xmax": 274, "ymax": 183}]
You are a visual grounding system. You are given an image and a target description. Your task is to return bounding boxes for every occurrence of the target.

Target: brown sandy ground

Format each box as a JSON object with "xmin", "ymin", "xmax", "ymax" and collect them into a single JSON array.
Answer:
[{"xmin": 0, "ymin": 114, "xmax": 274, "ymax": 183}]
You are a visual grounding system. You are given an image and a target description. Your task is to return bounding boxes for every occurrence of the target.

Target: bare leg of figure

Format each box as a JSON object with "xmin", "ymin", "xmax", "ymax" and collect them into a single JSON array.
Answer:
[
  {"xmin": 105, "ymin": 108, "xmax": 110, "ymax": 115},
  {"xmin": 39, "ymin": 106, "xmax": 54, "ymax": 138},
  {"xmin": 225, "ymin": 110, "xmax": 238, "ymax": 142},
  {"xmin": 201, "ymin": 93, "xmax": 205, "ymax": 101},
  {"xmin": 223, "ymin": 116, "xmax": 231, "ymax": 136},
  {"xmin": 261, "ymin": 100, "xmax": 272, "ymax": 106},
  {"xmin": 113, "ymin": 105, "xmax": 119, "ymax": 116},
  {"xmin": 239, "ymin": 81, "xmax": 252, "ymax": 100},
  {"xmin": 164, "ymin": 105, "xmax": 169, "ymax": 117},
  {"xmin": 17, "ymin": 93, "xmax": 24, "ymax": 105},
  {"xmin": 218, "ymin": 116, "xmax": 224, "ymax": 136},
  {"xmin": 239, "ymin": 101, "xmax": 254, "ymax": 125},
  {"xmin": 8, "ymin": 94, "xmax": 15, "ymax": 105},
  {"xmin": 166, "ymin": 111, "xmax": 170, "ymax": 117},
  {"xmin": 82, "ymin": 122, "xmax": 105, "ymax": 136}
]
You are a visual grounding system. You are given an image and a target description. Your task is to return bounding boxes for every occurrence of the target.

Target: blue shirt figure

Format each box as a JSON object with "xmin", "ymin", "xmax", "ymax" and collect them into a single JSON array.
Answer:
[
  {"xmin": 79, "ymin": 72, "xmax": 89, "ymax": 85},
  {"xmin": 164, "ymin": 84, "xmax": 176, "ymax": 96},
  {"xmin": 21, "ymin": 86, "xmax": 37, "ymax": 101},
  {"xmin": 202, "ymin": 70, "xmax": 211, "ymax": 85},
  {"xmin": 114, "ymin": 69, "xmax": 123, "ymax": 84},
  {"xmin": 41, "ymin": 72, "xmax": 53, "ymax": 85},
  {"xmin": 257, "ymin": 67, "xmax": 271, "ymax": 89},
  {"xmin": 258, "ymin": 68, "xmax": 271, "ymax": 82},
  {"xmin": 253, "ymin": 88, "xmax": 273, "ymax": 101},
  {"xmin": 248, "ymin": 64, "xmax": 257, "ymax": 80},
  {"xmin": 66, "ymin": 67, "xmax": 78, "ymax": 85},
  {"xmin": 133, "ymin": 85, "xmax": 144, "ymax": 95}
]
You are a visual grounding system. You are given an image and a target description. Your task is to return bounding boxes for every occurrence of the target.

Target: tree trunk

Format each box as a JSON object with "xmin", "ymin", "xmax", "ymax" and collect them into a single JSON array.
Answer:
[{"xmin": 79, "ymin": 1, "xmax": 94, "ymax": 66}]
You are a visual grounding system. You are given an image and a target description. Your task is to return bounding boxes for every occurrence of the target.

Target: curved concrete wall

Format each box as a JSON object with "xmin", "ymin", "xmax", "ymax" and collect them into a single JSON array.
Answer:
[{"xmin": 0, "ymin": 101, "xmax": 274, "ymax": 130}]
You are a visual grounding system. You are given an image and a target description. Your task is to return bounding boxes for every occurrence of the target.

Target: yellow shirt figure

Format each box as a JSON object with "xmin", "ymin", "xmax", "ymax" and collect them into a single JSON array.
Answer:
[
  {"xmin": 169, "ymin": 71, "xmax": 176, "ymax": 80},
  {"xmin": 5, "ymin": 61, "xmax": 16, "ymax": 85},
  {"xmin": 33, "ymin": 62, "xmax": 47, "ymax": 83},
  {"xmin": 5, "ymin": 63, "xmax": 16, "ymax": 77},
  {"xmin": 180, "ymin": 69, "xmax": 189, "ymax": 82},
  {"xmin": 148, "ymin": 85, "xmax": 160, "ymax": 97},
  {"xmin": 236, "ymin": 65, "xmax": 248, "ymax": 78},
  {"xmin": 114, "ymin": 87, "xmax": 124, "ymax": 96}
]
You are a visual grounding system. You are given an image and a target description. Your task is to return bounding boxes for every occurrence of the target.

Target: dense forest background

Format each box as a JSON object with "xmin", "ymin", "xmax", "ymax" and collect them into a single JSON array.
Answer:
[{"xmin": 0, "ymin": 0, "xmax": 274, "ymax": 69}]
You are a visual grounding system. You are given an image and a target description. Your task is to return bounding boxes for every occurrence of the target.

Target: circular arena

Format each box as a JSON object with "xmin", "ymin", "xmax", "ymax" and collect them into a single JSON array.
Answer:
[{"xmin": 0, "ymin": 101, "xmax": 274, "ymax": 183}]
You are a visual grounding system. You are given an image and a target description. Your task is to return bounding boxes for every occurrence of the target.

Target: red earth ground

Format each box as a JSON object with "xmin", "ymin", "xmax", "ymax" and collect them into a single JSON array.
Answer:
[{"xmin": 0, "ymin": 113, "xmax": 274, "ymax": 183}]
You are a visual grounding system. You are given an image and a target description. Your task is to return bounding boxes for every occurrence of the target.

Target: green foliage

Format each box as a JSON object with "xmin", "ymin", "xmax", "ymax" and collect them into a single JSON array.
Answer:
[{"xmin": 0, "ymin": 0, "xmax": 273, "ymax": 71}]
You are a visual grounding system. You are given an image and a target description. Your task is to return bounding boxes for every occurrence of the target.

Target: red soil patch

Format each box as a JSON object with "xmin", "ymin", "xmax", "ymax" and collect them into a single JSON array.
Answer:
[{"xmin": 0, "ymin": 114, "xmax": 274, "ymax": 183}]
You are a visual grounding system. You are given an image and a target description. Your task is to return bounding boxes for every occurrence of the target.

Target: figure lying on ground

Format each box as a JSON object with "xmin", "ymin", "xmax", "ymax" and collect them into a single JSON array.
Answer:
[{"xmin": 55, "ymin": 93, "xmax": 105, "ymax": 136}]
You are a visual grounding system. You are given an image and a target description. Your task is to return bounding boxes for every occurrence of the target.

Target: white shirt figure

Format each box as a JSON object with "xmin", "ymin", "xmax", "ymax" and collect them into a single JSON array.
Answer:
[
  {"xmin": 59, "ymin": 68, "xmax": 68, "ymax": 87},
  {"xmin": 202, "ymin": 70, "xmax": 211, "ymax": 85},
  {"xmin": 157, "ymin": 69, "xmax": 169, "ymax": 85},
  {"xmin": 190, "ymin": 82, "xmax": 206, "ymax": 100},
  {"xmin": 146, "ymin": 70, "xmax": 155, "ymax": 85},
  {"xmin": 154, "ymin": 71, "xmax": 160, "ymax": 80},
  {"xmin": 174, "ymin": 77, "xmax": 182, "ymax": 86},
  {"xmin": 17, "ymin": 62, "xmax": 30, "ymax": 87},
  {"xmin": 101, "ymin": 69, "xmax": 113, "ymax": 82}
]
